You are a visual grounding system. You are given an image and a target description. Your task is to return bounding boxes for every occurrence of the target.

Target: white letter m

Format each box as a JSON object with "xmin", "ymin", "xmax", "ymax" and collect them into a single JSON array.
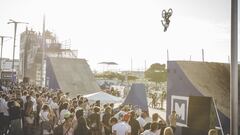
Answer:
[{"xmin": 175, "ymin": 102, "xmax": 185, "ymax": 121}]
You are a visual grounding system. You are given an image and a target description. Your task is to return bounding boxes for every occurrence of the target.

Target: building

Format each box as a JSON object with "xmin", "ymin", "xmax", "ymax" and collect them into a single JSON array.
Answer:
[
  {"xmin": 1, "ymin": 58, "xmax": 19, "ymax": 71},
  {"xmin": 19, "ymin": 28, "xmax": 78, "ymax": 86},
  {"xmin": 0, "ymin": 58, "xmax": 19, "ymax": 81},
  {"xmin": 19, "ymin": 28, "xmax": 42, "ymax": 84},
  {"xmin": 19, "ymin": 28, "xmax": 100, "ymax": 95}
]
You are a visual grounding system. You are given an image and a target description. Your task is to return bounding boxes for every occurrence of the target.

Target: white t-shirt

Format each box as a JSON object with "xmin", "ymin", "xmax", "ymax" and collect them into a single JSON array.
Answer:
[
  {"xmin": 0, "ymin": 98, "xmax": 9, "ymax": 116},
  {"xmin": 0, "ymin": 98, "xmax": 4, "ymax": 113},
  {"xmin": 50, "ymin": 101, "xmax": 59, "ymax": 119},
  {"xmin": 50, "ymin": 101, "xmax": 59, "ymax": 110},
  {"xmin": 137, "ymin": 116, "xmax": 146, "ymax": 128},
  {"xmin": 39, "ymin": 110, "xmax": 53, "ymax": 134},
  {"xmin": 145, "ymin": 117, "xmax": 152, "ymax": 124},
  {"xmin": 31, "ymin": 96, "xmax": 37, "ymax": 112},
  {"xmin": 21, "ymin": 96, "xmax": 27, "ymax": 104},
  {"xmin": 112, "ymin": 121, "xmax": 131, "ymax": 135},
  {"xmin": 47, "ymin": 98, "xmax": 53, "ymax": 105},
  {"xmin": 39, "ymin": 110, "xmax": 49, "ymax": 121}
]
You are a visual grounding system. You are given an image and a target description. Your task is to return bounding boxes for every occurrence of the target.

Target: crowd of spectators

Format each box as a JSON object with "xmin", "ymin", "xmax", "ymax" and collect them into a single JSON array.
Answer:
[{"xmin": 0, "ymin": 80, "xmax": 218, "ymax": 135}]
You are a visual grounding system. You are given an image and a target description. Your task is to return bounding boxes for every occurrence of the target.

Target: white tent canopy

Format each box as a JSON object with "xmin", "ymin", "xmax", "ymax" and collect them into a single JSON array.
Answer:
[{"xmin": 83, "ymin": 91, "xmax": 123, "ymax": 104}]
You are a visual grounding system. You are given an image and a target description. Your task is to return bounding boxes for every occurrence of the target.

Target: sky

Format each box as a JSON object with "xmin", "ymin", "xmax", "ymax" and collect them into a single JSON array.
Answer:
[{"xmin": 0, "ymin": 0, "xmax": 239, "ymax": 71}]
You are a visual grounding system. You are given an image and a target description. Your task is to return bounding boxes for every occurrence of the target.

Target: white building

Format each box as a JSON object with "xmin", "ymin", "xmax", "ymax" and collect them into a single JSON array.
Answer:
[{"xmin": 1, "ymin": 58, "xmax": 19, "ymax": 71}]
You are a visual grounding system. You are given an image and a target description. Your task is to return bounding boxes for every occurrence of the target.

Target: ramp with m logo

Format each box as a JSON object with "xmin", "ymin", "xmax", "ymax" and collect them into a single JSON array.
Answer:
[{"xmin": 167, "ymin": 61, "xmax": 238, "ymax": 134}]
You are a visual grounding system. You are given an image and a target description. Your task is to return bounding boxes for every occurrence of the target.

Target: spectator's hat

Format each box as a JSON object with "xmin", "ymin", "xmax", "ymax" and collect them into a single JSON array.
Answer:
[{"xmin": 64, "ymin": 111, "xmax": 72, "ymax": 119}]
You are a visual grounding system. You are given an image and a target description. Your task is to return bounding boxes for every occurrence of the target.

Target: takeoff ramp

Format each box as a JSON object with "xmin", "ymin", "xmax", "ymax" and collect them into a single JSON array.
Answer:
[
  {"xmin": 46, "ymin": 57, "xmax": 100, "ymax": 96},
  {"xmin": 167, "ymin": 61, "xmax": 239, "ymax": 134}
]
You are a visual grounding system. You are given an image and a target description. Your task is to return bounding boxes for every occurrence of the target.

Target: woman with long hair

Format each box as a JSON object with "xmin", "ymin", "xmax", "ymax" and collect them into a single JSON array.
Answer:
[
  {"xmin": 74, "ymin": 109, "xmax": 90, "ymax": 135},
  {"xmin": 39, "ymin": 104, "xmax": 55, "ymax": 135},
  {"xmin": 208, "ymin": 129, "xmax": 218, "ymax": 135},
  {"xmin": 88, "ymin": 106, "xmax": 101, "ymax": 135},
  {"xmin": 163, "ymin": 127, "xmax": 174, "ymax": 135}
]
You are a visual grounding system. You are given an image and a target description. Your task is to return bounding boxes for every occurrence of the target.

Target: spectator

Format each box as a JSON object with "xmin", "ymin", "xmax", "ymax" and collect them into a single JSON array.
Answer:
[
  {"xmin": 111, "ymin": 114, "xmax": 131, "ymax": 135},
  {"xmin": 128, "ymin": 110, "xmax": 141, "ymax": 135},
  {"xmin": 8, "ymin": 99, "xmax": 23, "ymax": 135},
  {"xmin": 88, "ymin": 106, "xmax": 101, "ymax": 135},
  {"xmin": 0, "ymin": 93, "xmax": 9, "ymax": 134},
  {"xmin": 50, "ymin": 96, "xmax": 59, "ymax": 125},
  {"xmin": 208, "ymin": 129, "xmax": 218, "ymax": 135},
  {"xmin": 144, "ymin": 113, "xmax": 166, "ymax": 135},
  {"xmin": 39, "ymin": 104, "xmax": 55, "ymax": 135},
  {"xmin": 163, "ymin": 127, "xmax": 174, "ymax": 135},
  {"xmin": 114, "ymin": 105, "xmax": 129, "ymax": 121},
  {"xmin": 72, "ymin": 100, "xmax": 78, "ymax": 110},
  {"xmin": 102, "ymin": 106, "xmax": 112, "ymax": 135},
  {"xmin": 24, "ymin": 95, "xmax": 34, "ymax": 135},
  {"xmin": 137, "ymin": 111, "xmax": 148, "ymax": 130},
  {"xmin": 74, "ymin": 109, "xmax": 90, "ymax": 135},
  {"xmin": 141, "ymin": 122, "xmax": 159, "ymax": 135},
  {"xmin": 63, "ymin": 112, "xmax": 74, "ymax": 135},
  {"xmin": 60, "ymin": 102, "xmax": 70, "ymax": 124},
  {"xmin": 168, "ymin": 111, "xmax": 177, "ymax": 133},
  {"xmin": 21, "ymin": 90, "xmax": 28, "ymax": 104},
  {"xmin": 95, "ymin": 100, "xmax": 100, "ymax": 107}
]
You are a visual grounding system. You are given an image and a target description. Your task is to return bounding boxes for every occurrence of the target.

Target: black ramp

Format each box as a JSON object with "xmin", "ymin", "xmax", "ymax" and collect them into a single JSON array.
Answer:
[
  {"xmin": 188, "ymin": 96, "xmax": 214, "ymax": 130},
  {"xmin": 123, "ymin": 83, "xmax": 148, "ymax": 112}
]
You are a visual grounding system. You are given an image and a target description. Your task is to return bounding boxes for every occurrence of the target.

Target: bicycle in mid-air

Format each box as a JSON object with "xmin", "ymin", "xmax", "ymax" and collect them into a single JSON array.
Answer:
[{"xmin": 161, "ymin": 8, "xmax": 173, "ymax": 32}]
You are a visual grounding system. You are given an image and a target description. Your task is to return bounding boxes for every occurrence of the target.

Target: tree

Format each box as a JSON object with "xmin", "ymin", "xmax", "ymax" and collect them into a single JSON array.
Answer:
[
  {"xmin": 115, "ymin": 73, "xmax": 125, "ymax": 82},
  {"xmin": 95, "ymin": 71, "xmax": 138, "ymax": 82},
  {"xmin": 144, "ymin": 63, "xmax": 167, "ymax": 84},
  {"xmin": 127, "ymin": 75, "xmax": 138, "ymax": 81}
]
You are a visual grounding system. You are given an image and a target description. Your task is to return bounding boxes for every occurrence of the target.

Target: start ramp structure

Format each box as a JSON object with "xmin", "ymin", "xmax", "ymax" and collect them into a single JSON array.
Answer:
[{"xmin": 45, "ymin": 57, "xmax": 100, "ymax": 96}]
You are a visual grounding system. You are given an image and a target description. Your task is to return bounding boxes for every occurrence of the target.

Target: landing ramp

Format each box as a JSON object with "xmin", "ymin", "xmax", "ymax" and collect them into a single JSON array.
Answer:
[{"xmin": 167, "ymin": 61, "xmax": 240, "ymax": 134}]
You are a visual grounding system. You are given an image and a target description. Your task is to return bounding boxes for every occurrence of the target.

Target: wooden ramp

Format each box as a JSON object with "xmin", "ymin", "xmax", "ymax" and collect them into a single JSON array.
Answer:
[{"xmin": 46, "ymin": 57, "xmax": 100, "ymax": 96}]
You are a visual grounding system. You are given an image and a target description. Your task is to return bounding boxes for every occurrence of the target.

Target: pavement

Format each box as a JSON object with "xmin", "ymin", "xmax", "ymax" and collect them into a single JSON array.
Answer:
[{"xmin": 148, "ymin": 100, "xmax": 167, "ymax": 120}]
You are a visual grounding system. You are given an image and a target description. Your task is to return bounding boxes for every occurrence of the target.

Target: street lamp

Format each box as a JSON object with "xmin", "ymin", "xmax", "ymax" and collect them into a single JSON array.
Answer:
[
  {"xmin": 0, "ymin": 36, "xmax": 11, "ymax": 71},
  {"xmin": 230, "ymin": 0, "xmax": 238, "ymax": 134},
  {"xmin": 7, "ymin": 19, "xmax": 28, "ymax": 82}
]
